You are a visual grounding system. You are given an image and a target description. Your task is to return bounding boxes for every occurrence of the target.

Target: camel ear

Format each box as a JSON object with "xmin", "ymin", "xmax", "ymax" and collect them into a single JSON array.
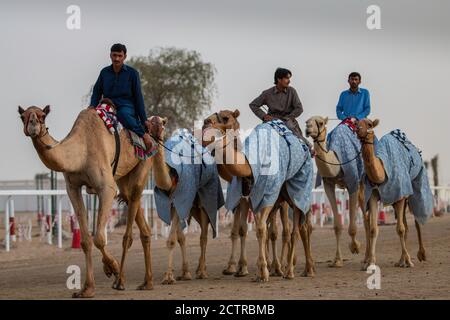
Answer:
[
  {"xmin": 372, "ymin": 119, "xmax": 380, "ymax": 128},
  {"xmin": 162, "ymin": 117, "xmax": 168, "ymax": 126},
  {"xmin": 323, "ymin": 117, "xmax": 328, "ymax": 125},
  {"xmin": 43, "ymin": 105, "xmax": 51, "ymax": 115},
  {"xmin": 233, "ymin": 109, "xmax": 240, "ymax": 118},
  {"xmin": 18, "ymin": 106, "xmax": 25, "ymax": 115}
]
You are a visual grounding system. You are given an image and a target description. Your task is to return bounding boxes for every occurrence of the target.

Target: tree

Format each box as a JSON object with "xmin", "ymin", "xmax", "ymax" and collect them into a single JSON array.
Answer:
[{"xmin": 128, "ymin": 47, "xmax": 217, "ymax": 134}]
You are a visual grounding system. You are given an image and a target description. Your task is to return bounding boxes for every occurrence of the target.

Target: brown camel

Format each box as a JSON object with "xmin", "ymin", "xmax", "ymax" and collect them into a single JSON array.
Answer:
[
  {"xmin": 18, "ymin": 105, "xmax": 154, "ymax": 298},
  {"xmin": 305, "ymin": 116, "xmax": 364, "ymax": 267},
  {"xmin": 147, "ymin": 116, "xmax": 214, "ymax": 284},
  {"xmin": 202, "ymin": 110, "xmax": 314, "ymax": 281},
  {"xmin": 356, "ymin": 118, "xmax": 427, "ymax": 270}
]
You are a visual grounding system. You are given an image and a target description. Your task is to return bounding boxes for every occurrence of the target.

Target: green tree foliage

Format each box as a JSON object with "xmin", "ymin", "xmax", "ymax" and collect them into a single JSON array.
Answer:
[{"xmin": 128, "ymin": 47, "xmax": 216, "ymax": 134}]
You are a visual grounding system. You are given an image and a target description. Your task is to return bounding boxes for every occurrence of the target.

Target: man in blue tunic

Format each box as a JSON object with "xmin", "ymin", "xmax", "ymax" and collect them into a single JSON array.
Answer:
[
  {"xmin": 336, "ymin": 72, "xmax": 371, "ymax": 122},
  {"xmin": 89, "ymin": 43, "xmax": 153, "ymax": 150}
]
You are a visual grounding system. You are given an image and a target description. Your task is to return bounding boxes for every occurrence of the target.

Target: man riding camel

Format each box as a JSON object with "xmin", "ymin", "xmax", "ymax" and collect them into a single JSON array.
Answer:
[
  {"xmin": 89, "ymin": 43, "xmax": 153, "ymax": 150},
  {"xmin": 249, "ymin": 67, "xmax": 313, "ymax": 153},
  {"xmin": 336, "ymin": 72, "xmax": 371, "ymax": 122}
]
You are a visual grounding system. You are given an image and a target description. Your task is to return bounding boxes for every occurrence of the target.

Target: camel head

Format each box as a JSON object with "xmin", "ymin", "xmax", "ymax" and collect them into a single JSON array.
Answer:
[
  {"xmin": 305, "ymin": 116, "xmax": 328, "ymax": 141},
  {"xmin": 356, "ymin": 118, "xmax": 379, "ymax": 142},
  {"xmin": 18, "ymin": 105, "xmax": 51, "ymax": 138},
  {"xmin": 202, "ymin": 109, "xmax": 241, "ymax": 148},
  {"xmin": 147, "ymin": 116, "xmax": 168, "ymax": 140}
]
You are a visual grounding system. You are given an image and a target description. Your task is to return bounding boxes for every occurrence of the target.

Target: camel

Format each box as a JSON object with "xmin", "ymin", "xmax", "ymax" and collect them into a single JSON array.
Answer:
[
  {"xmin": 356, "ymin": 118, "xmax": 428, "ymax": 270},
  {"xmin": 18, "ymin": 104, "xmax": 155, "ymax": 298},
  {"xmin": 203, "ymin": 116, "xmax": 293, "ymax": 278},
  {"xmin": 147, "ymin": 116, "xmax": 220, "ymax": 284},
  {"xmin": 305, "ymin": 116, "xmax": 364, "ymax": 267},
  {"xmin": 202, "ymin": 110, "xmax": 314, "ymax": 281}
]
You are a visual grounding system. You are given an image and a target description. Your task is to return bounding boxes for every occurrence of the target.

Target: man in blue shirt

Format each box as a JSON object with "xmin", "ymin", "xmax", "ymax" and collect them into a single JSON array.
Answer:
[
  {"xmin": 336, "ymin": 72, "xmax": 371, "ymax": 121},
  {"xmin": 89, "ymin": 43, "xmax": 153, "ymax": 149}
]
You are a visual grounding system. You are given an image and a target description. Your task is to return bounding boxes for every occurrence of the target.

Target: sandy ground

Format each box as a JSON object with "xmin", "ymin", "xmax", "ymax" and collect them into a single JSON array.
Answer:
[{"xmin": 1, "ymin": 212, "xmax": 449, "ymax": 300}]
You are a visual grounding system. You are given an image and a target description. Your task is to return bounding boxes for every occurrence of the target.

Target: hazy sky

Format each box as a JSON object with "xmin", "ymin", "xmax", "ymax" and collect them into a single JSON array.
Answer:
[{"xmin": 1, "ymin": 0, "xmax": 449, "ymax": 184}]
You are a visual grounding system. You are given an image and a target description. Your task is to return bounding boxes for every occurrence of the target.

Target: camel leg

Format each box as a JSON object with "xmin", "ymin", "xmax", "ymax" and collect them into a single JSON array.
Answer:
[
  {"xmin": 268, "ymin": 211, "xmax": 283, "ymax": 276},
  {"xmin": 362, "ymin": 193, "xmax": 379, "ymax": 270},
  {"xmin": 135, "ymin": 207, "xmax": 154, "ymax": 290},
  {"xmin": 279, "ymin": 202, "xmax": 291, "ymax": 274},
  {"xmin": 223, "ymin": 206, "xmax": 240, "ymax": 275},
  {"xmin": 361, "ymin": 211, "xmax": 371, "ymax": 269},
  {"xmin": 300, "ymin": 210, "xmax": 315, "ymax": 277},
  {"xmin": 348, "ymin": 191, "xmax": 361, "ymax": 254},
  {"xmin": 415, "ymin": 219, "xmax": 427, "ymax": 262},
  {"xmin": 254, "ymin": 206, "xmax": 272, "ymax": 282},
  {"xmin": 162, "ymin": 207, "xmax": 179, "ymax": 285},
  {"xmin": 235, "ymin": 198, "xmax": 249, "ymax": 277},
  {"xmin": 284, "ymin": 207, "xmax": 300, "ymax": 279},
  {"xmin": 93, "ymin": 186, "xmax": 120, "ymax": 284},
  {"xmin": 358, "ymin": 182, "xmax": 371, "ymax": 267},
  {"xmin": 66, "ymin": 184, "xmax": 95, "ymax": 298},
  {"xmin": 174, "ymin": 214, "xmax": 192, "ymax": 281},
  {"xmin": 193, "ymin": 206, "xmax": 210, "ymax": 279},
  {"xmin": 324, "ymin": 181, "xmax": 343, "ymax": 267},
  {"xmin": 394, "ymin": 199, "xmax": 414, "ymax": 267},
  {"xmin": 113, "ymin": 194, "xmax": 142, "ymax": 290},
  {"xmin": 265, "ymin": 217, "xmax": 272, "ymax": 269}
]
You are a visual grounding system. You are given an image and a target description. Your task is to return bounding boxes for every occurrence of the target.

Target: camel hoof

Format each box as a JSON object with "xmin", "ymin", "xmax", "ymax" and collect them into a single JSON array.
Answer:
[
  {"xmin": 102, "ymin": 259, "xmax": 119, "ymax": 279},
  {"xmin": 72, "ymin": 287, "xmax": 95, "ymax": 298},
  {"xmin": 196, "ymin": 271, "xmax": 208, "ymax": 279},
  {"xmin": 395, "ymin": 259, "xmax": 414, "ymax": 268},
  {"xmin": 283, "ymin": 270, "xmax": 295, "ymax": 280},
  {"xmin": 349, "ymin": 241, "xmax": 361, "ymax": 254},
  {"xmin": 417, "ymin": 249, "xmax": 427, "ymax": 262},
  {"xmin": 112, "ymin": 278, "xmax": 126, "ymax": 291},
  {"xmin": 301, "ymin": 270, "xmax": 315, "ymax": 277},
  {"xmin": 270, "ymin": 268, "xmax": 284, "ymax": 277},
  {"xmin": 137, "ymin": 281, "xmax": 154, "ymax": 290},
  {"xmin": 162, "ymin": 272, "xmax": 176, "ymax": 285},
  {"xmin": 234, "ymin": 265, "xmax": 249, "ymax": 277},
  {"xmin": 177, "ymin": 271, "xmax": 193, "ymax": 281},
  {"xmin": 255, "ymin": 276, "xmax": 269, "ymax": 283},
  {"xmin": 361, "ymin": 262, "xmax": 369, "ymax": 271},
  {"xmin": 328, "ymin": 259, "xmax": 344, "ymax": 268},
  {"xmin": 270, "ymin": 262, "xmax": 283, "ymax": 277},
  {"xmin": 255, "ymin": 267, "xmax": 269, "ymax": 282},
  {"xmin": 222, "ymin": 264, "xmax": 237, "ymax": 275}
]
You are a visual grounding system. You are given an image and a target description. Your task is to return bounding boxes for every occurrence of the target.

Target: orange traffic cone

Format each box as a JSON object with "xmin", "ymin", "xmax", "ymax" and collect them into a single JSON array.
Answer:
[
  {"xmin": 378, "ymin": 210, "xmax": 386, "ymax": 225},
  {"xmin": 71, "ymin": 216, "xmax": 81, "ymax": 249}
]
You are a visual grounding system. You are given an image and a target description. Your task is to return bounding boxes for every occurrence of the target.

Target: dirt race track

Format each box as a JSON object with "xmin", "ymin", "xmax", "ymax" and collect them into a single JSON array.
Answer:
[{"xmin": 1, "ymin": 213, "xmax": 449, "ymax": 300}]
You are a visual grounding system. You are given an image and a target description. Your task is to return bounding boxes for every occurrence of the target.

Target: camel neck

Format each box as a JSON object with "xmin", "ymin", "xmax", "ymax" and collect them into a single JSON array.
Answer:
[
  {"xmin": 214, "ymin": 134, "xmax": 252, "ymax": 178},
  {"xmin": 152, "ymin": 141, "xmax": 172, "ymax": 191},
  {"xmin": 31, "ymin": 126, "xmax": 84, "ymax": 173},
  {"xmin": 361, "ymin": 139, "xmax": 386, "ymax": 184}
]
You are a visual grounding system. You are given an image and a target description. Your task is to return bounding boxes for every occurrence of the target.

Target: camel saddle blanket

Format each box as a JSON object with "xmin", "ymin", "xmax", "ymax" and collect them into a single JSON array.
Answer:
[
  {"xmin": 225, "ymin": 120, "xmax": 314, "ymax": 214},
  {"xmin": 363, "ymin": 130, "xmax": 433, "ymax": 224},
  {"xmin": 326, "ymin": 122, "xmax": 364, "ymax": 194},
  {"xmin": 127, "ymin": 130, "xmax": 158, "ymax": 160},
  {"xmin": 154, "ymin": 129, "xmax": 224, "ymax": 237},
  {"xmin": 95, "ymin": 103, "xmax": 157, "ymax": 160},
  {"xmin": 95, "ymin": 103, "xmax": 122, "ymax": 133}
]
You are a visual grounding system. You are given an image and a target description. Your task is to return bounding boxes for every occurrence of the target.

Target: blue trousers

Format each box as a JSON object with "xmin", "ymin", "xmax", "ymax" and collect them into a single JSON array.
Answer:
[{"xmin": 116, "ymin": 105, "xmax": 145, "ymax": 137}]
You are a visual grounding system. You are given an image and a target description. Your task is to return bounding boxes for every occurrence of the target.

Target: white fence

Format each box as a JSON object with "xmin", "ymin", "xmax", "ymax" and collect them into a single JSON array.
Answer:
[{"xmin": 1, "ymin": 187, "xmax": 449, "ymax": 252}]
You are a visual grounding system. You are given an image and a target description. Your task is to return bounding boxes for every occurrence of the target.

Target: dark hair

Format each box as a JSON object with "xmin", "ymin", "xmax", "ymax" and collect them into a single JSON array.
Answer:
[
  {"xmin": 110, "ymin": 43, "xmax": 127, "ymax": 54},
  {"xmin": 348, "ymin": 72, "xmax": 361, "ymax": 80},
  {"xmin": 274, "ymin": 68, "xmax": 292, "ymax": 84}
]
